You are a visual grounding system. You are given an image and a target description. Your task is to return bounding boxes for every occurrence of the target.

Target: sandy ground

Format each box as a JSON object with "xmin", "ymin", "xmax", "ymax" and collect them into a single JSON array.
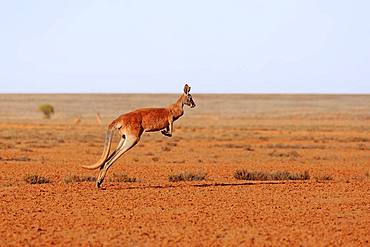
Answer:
[{"xmin": 0, "ymin": 94, "xmax": 369, "ymax": 246}]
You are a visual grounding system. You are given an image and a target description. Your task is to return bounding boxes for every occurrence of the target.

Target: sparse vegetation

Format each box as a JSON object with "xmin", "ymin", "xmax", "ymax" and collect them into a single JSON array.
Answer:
[
  {"xmin": 314, "ymin": 174, "xmax": 333, "ymax": 181},
  {"xmin": 344, "ymin": 137, "xmax": 370, "ymax": 143},
  {"xmin": 152, "ymin": 157, "xmax": 160, "ymax": 162},
  {"xmin": 258, "ymin": 136, "xmax": 270, "ymax": 141},
  {"xmin": 265, "ymin": 143, "xmax": 325, "ymax": 150},
  {"xmin": 215, "ymin": 143, "xmax": 251, "ymax": 149},
  {"xmin": 358, "ymin": 144, "xmax": 370, "ymax": 150},
  {"xmin": 64, "ymin": 175, "xmax": 96, "ymax": 183},
  {"xmin": 0, "ymin": 156, "xmax": 31, "ymax": 162},
  {"xmin": 108, "ymin": 173, "xmax": 137, "ymax": 183},
  {"xmin": 234, "ymin": 170, "xmax": 310, "ymax": 181},
  {"xmin": 38, "ymin": 104, "xmax": 55, "ymax": 119},
  {"xmin": 269, "ymin": 150, "xmax": 300, "ymax": 158},
  {"xmin": 172, "ymin": 160, "xmax": 185, "ymax": 164},
  {"xmin": 162, "ymin": 146, "xmax": 171, "ymax": 152},
  {"xmin": 223, "ymin": 144, "xmax": 244, "ymax": 149},
  {"xmin": 245, "ymin": 145, "xmax": 254, "ymax": 151},
  {"xmin": 169, "ymin": 172, "xmax": 207, "ymax": 182},
  {"xmin": 24, "ymin": 174, "xmax": 50, "ymax": 184}
]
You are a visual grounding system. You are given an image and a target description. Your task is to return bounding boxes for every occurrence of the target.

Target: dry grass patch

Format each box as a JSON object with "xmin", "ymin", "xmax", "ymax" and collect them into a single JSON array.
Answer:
[
  {"xmin": 162, "ymin": 146, "xmax": 171, "ymax": 152},
  {"xmin": 152, "ymin": 157, "xmax": 160, "ymax": 162},
  {"xmin": 225, "ymin": 144, "xmax": 243, "ymax": 149},
  {"xmin": 109, "ymin": 173, "xmax": 137, "ymax": 183},
  {"xmin": 269, "ymin": 150, "xmax": 301, "ymax": 158},
  {"xmin": 215, "ymin": 143, "xmax": 255, "ymax": 151},
  {"xmin": 245, "ymin": 144, "xmax": 254, "ymax": 151},
  {"xmin": 169, "ymin": 172, "xmax": 207, "ymax": 182},
  {"xmin": 234, "ymin": 170, "xmax": 310, "ymax": 181},
  {"xmin": 358, "ymin": 144, "xmax": 370, "ymax": 150},
  {"xmin": 343, "ymin": 137, "xmax": 370, "ymax": 142},
  {"xmin": 0, "ymin": 156, "xmax": 31, "ymax": 162},
  {"xmin": 314, "ymin": 174, "xmax": 333, "ymax": 181},
  {"xmin": 265, "ymin": 143, "xmax": 325, "ymax": 150},
  {"xmin": 64, "ymin": 175, "xmax": 96, "ymax": 183},
  {"xmin": 24, "ymin": 174, "xmax": 50, "ymax": 184}
]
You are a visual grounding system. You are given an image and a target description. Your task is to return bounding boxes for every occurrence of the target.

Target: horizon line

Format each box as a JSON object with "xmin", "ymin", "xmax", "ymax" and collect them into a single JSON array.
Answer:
[{"xmin": 0, "ymin": 92, "xmax": 369, "ymax": 95}]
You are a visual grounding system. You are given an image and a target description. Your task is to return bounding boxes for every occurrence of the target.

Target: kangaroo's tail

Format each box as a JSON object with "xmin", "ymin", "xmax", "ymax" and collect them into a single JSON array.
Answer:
[{"xmin": 81, "ymin": 127, "xmax": 114, "ymax": 170}]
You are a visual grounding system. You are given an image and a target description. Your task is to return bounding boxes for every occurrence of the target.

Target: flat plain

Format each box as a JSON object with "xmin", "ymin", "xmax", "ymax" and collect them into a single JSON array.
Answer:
[{"xmin": 0, "ymin": 94, "xmax": 369, "ymax": 246}]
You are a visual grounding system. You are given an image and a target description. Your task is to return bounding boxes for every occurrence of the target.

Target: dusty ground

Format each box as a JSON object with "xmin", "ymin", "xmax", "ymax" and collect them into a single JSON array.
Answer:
[{"xmin": 0, "ymin": 94, "xmax": 369, "ymax": 246}]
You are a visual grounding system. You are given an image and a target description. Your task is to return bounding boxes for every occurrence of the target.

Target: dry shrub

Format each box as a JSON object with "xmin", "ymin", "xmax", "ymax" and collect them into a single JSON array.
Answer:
[
  {"xmin": 24, "ymin": 174, "xmax": 50, "ymax": 184},
  {"xmin": 314, "ymin": 174, "xmax": 333, "ymax": 181},
  {"xmin": 234, "ymin": 170, "xmax": 310, "ymax": 181},
  {"xmin": 224, "ymin": 144, "xmax": 244, "ymax": 149},
  {"xmin": 38, "ymin": 104, "xmax": 54, "ymax": 119},
  {"xmin": 0, "ymin": 156, "xmax": 31, "ymax": 162},
  {"xmin": 265, "ymin": 143, "xmax": 325, "ymax": 150},
  {"xmin": 215, "ymin": 143, "xmax": 247, "ymax": 149},
  {"xmin": 64, "ymin": 175, "xmax": 96, "ymax": 183},
  {"xmin": 269, "ymin": 150, "xmax": 300, "ymax": 158},
  {"xmin": 169, "ymin": 172, "xmax": 207, "ymax": 182},
  {"xmin": 162, "ymin": 146, "xmax": 171, "ymax": 152},
  {"xmin": 259, "ymin": 136, "xmax": 269, "ymax": 141},
  {"xmin": 344, "ymin": 137, "xmax": 370, "ymax": 142},
  {"xmin": 245, "ymin": 145, "xmax": 254, "ymax": 151},
  {"xmin": 172, "ymin": 160, "xmax": 185, "ymax": 164},
  {"xmin": 109, "ymin": 173, "xmax": 137, "ymax": 183},
  {"xmin": 358, "ymin": 144, "xmax": 370, "ymax": 150}
]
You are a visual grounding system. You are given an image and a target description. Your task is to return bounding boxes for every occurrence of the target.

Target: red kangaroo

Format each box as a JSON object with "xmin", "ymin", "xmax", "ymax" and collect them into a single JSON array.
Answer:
[{"xmin": 82, "ymin": 84, "xmax": 196, "ymax": 188}]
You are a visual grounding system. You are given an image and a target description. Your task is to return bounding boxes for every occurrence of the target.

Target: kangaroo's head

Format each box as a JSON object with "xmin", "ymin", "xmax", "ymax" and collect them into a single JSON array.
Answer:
[{"xmin": 183, "ymin": 84, "xmax": 196, "ymax": 108}]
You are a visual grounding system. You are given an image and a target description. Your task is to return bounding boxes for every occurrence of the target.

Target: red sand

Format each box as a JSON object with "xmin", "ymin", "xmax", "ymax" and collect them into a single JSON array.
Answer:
[{"xmin": 0, "ymin": 94, "xmax": 369, "ymax": 246}]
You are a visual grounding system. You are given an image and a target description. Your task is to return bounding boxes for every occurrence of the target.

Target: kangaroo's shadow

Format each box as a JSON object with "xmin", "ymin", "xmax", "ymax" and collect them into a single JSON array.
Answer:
[{"xmin": 105, "ymin": 181, "xmax": 297, "ymax": 191}]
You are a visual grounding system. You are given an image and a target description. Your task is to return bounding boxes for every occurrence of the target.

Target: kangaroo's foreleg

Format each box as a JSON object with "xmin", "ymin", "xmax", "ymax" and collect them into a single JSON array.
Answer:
[{"xmin": 96, "ymin": 135, "xmax": 140, "ymax": 189}]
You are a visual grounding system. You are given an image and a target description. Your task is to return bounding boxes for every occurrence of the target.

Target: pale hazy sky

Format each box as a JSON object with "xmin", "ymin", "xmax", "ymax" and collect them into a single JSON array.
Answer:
[{"xmin": 0, "ymin": 0, "xmax": 369, "ymax": 93}]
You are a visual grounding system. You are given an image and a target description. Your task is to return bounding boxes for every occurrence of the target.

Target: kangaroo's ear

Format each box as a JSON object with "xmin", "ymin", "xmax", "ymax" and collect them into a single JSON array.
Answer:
[{"xmin": 184, "ymin": 84, "xmax": 191, "ymax": 94}]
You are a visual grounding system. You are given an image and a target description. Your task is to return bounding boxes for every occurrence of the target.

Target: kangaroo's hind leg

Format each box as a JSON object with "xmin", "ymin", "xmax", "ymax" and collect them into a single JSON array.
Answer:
[
  {"xmin": 96, "ymin": 135, "xmax": 140, "ymax": 188},
  {"xmin": 99, "ymin": 136, "xmax": 125, "ymax": 170}
]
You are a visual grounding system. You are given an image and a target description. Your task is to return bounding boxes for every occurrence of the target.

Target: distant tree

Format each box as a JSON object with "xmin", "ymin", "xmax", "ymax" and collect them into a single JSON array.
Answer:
[{"xmin": 38, "ymin": 104, "xmax": 55, "ymax": 119}]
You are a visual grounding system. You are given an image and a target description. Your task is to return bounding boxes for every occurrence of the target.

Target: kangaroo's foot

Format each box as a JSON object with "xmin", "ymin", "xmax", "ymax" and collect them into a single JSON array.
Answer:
[
  {"xmin": 161, "ymin": 130, "xmax": 172, "ymax": 137},
  {"xmin": 96, "ymin": 179, "xmax": 103, "ymax": 189}
]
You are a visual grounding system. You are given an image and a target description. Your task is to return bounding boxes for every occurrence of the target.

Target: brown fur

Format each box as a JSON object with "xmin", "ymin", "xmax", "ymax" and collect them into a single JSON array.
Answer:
[{"xmin": 109, "ymin": 94, "xmax": 186, "ymax": 134}]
